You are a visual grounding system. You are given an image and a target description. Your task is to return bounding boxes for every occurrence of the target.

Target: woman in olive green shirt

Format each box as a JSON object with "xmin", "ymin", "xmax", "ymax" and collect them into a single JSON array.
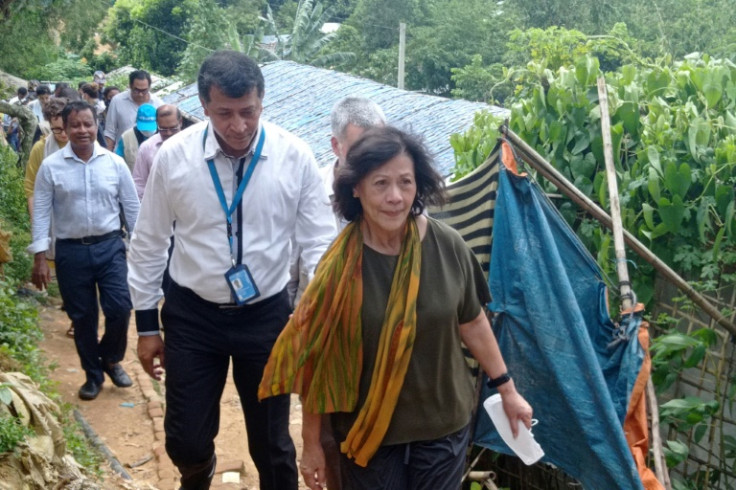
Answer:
[{"xmin": 260, "ymin": 126, "xmax": 533, "ymax": 490}]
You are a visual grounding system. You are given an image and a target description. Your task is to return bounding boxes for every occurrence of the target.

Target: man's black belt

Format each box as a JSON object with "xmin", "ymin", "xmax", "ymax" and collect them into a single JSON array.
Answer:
[{"xmin": 57, "ymin": 230, "xmax": 123, "ymax": 245}]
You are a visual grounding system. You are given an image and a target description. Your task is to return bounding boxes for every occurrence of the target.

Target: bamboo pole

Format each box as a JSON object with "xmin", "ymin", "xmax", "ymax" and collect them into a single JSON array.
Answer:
[
  {"xmin": 499, "ymin": 126, "xmax": 736, "ymax": 337},
  {"xmin": 598, "ymin": 77, "xmax": 670, "ymax": 490},
  {"xmin": 597, "ymin": 77, "xmax": 633, "ymax": 311},
  {"xmin": 647, "ymin": 377, "xmax": 672, "ymax": 489}
]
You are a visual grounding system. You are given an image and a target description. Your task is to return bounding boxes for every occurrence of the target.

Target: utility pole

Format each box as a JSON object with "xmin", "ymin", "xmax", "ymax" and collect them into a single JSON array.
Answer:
[{"xmin": 398, "ymin": 22, "xmax": 406, "ymax": 90}]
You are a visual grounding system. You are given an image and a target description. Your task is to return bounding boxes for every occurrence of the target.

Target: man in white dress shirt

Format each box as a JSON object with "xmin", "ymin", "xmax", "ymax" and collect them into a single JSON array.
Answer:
[
  {"xmin": 29, "ymin": 100, "xmax": 140, "ymax": 401},
  {"xmin": 127, "ymin": 50, "xmax": 335, "ymax": 490}
]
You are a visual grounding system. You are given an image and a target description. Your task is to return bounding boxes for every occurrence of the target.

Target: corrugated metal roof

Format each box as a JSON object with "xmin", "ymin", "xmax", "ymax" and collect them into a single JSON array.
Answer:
[{"xmin": 163, "ymin": 60, "xmax": 507, "ymax": 176}]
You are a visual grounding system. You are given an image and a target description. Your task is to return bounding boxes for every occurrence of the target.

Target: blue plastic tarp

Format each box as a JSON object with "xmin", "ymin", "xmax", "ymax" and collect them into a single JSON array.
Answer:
[{"xmin": 473, "ymin": 160, "xmax": 645, "ymax": 490}]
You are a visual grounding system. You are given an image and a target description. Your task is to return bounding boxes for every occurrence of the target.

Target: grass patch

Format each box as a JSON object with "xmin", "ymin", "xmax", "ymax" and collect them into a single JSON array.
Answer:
[
  {"xmin": 0, "ymin": 413, "xmax": 33, "ymax": 454},
  {"xmin": 59, "ymin": 405, "xmax": 103, "ymax": 473}
]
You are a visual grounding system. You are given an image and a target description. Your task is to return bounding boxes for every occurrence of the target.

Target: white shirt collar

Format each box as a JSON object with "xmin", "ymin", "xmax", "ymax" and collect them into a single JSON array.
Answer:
[{"xmin": 203, "ymin": 122, "xmax": 268, "ymax": 162}]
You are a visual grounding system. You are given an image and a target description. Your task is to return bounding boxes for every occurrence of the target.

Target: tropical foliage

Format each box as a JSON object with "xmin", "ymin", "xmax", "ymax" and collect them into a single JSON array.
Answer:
[
  {"xmin": 103, "ymin": 0, "xmax": 196, "ymax": 76},
  {"xmin": 261, "ymin": 0, "xmax": 354, "ymax": 67},
  {"xmin": 0, "ymin": 0, "xmax": 109, "ymax": 79},
  {"xmin": 450, "ymin": 47, "xmax": 736, "ymax": 488}
]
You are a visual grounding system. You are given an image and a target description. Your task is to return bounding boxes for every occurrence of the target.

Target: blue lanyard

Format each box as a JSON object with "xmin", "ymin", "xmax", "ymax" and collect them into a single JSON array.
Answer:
[{"xmin": 204, "ymin": 125, "xmax": 266, "ymax": 265}]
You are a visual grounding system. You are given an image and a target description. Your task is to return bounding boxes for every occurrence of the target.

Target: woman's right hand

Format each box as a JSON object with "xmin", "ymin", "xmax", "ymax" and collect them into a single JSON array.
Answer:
[
  {"xmin": 302, "ymin": 411, "xmax": 327, "ymax": 489},
  {"xmin": 300, "ymin": 438, "xmax": 327, "ymax": 489},
  {"xmin": 498, "ymin": 380, "xmax": 533, "ymax": 438}
]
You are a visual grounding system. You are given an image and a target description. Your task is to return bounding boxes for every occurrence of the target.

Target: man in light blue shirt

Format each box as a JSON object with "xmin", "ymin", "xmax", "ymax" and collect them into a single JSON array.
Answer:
[
  {"xmin": 29, "ymin": 100, "xmax": 140, "ymax": 401},
  {"xmin": 104, "ymin": 70, "xmax": 163, "ymax": 150}
]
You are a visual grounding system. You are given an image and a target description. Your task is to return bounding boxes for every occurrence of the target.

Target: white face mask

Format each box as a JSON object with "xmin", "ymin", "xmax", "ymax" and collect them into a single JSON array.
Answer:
[{"xmin": 140, "ymin": 129, "xmax": 156, "ymax": 138}]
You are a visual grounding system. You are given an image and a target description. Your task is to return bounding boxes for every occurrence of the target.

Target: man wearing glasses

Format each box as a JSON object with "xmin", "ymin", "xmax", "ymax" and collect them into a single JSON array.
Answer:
[
  {"xmin": 132, "ymin": 104, "xmax": 182, "ymax": 200},
  {"xmin": 25, "ymin": 98, "xmax": 70, "ymax": 218},
  {"xmin": 104, "ymin": 70, "xmax": 163, "ymax": 151}
]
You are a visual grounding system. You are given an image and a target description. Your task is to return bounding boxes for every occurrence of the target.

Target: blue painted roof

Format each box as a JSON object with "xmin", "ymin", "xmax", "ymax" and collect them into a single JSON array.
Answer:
[{"xmin": 163, "ymin": 60, "xmax": 506, "ymax": 176}]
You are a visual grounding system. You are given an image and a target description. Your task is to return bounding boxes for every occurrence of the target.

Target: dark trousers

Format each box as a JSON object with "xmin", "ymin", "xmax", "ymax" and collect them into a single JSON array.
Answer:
[
  {"xmin": 161, "ymin": 282, "xmax": 298, "ymax": 490},
  {"xmin": 55, "ymin": 237, "xmax": 131, "ymax": 385},
  {"xmin": 336, "ymin": 423, "xmax": 471, "ymax": 490}
]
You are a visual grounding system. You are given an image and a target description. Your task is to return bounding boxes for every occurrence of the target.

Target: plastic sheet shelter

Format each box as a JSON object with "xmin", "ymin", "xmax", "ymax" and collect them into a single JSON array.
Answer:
[{"xmin": 470, "ymin": 142, "xmax": 650, "ymax": 489}]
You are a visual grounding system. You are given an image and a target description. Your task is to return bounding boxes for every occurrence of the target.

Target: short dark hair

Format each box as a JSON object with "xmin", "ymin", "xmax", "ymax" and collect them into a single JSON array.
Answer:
[
  {"xmin": 42, "ymin": 98, "xmax": 68, "ymax": 121},
  {"xmin": 54, "ymin": 82, "xmax": 69, "ymax": 94},
  {"xmin": 103, "ymin": 86, "xmax": 120, "ymax": 99},
  {"xmin": 333, "ymin": 126, "xmax": 446, "ymax": 222},
  {"xmin": 61, "ymin": 100, "xmax": 97, "ymax": 127},
  {"xmin": 36, "ymin": 85, "xmax": 51, "ymax": 96},
  {"xmin": 57, "ymin": 87, "xmax": 81, "ymax": 101},
  {"xmin": 129, "ymin": 70, "xmax": 152, "ymax": 86},
  {"xmin": 198, "ymin": 50, "xmax": 264, "ymax": 103},
  {"xmin": 17, "ymin": 87, "xmax": 28, "ymax": 97}
]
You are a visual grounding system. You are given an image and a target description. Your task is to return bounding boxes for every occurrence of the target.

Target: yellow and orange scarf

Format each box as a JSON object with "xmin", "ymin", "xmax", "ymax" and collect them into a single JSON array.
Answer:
[{"xmin": 258, "ymin": 217, "xmax": 421, "ymax": 467}]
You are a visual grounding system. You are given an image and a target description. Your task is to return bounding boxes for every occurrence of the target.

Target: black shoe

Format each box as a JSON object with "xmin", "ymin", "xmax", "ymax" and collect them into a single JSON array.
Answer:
[
  {"xmin": 104, "ymin": 363, "xmax": 133, "ymax": 388},
  {"xmin": 79, "ymin": 380, "xmax": 102, "ymax": 400}
]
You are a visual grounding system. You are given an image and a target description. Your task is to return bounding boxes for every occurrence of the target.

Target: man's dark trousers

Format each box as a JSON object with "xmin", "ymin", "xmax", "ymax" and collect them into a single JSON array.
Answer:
[
  {"xmin": 162, "ymin": 282, "xmax": 298, "ymax": 490},
  {"xmin": 55, "ymin": 237, "xmax": 131, "ymax": 385}
]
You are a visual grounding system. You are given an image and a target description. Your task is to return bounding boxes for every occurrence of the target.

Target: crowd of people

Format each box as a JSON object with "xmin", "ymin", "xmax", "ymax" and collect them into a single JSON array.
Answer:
[
  {"xmin": 9, "ymin": 51, "xmax": 533, "ymax": 490},
  {"xmin": 1, "ymin": 72, "xmax": 121, "ymax": 153}
]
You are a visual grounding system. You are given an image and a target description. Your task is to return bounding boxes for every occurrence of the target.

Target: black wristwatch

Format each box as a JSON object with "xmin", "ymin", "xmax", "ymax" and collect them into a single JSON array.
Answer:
[{"xmin": 487, "ymin": 373, "xmax": 511, "ymax": 389}]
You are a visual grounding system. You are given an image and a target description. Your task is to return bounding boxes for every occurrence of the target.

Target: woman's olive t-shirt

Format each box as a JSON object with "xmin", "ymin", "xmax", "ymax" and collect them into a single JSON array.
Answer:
[{"xmin": 332, "ymin": 217, "xmax": 491, "ymax": 445}]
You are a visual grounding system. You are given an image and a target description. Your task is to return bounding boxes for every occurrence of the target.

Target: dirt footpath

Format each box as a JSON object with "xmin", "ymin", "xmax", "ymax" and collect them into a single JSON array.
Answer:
[{"xmin": 38, "ymin": 300, "xmax": 308, "ymax": 490}]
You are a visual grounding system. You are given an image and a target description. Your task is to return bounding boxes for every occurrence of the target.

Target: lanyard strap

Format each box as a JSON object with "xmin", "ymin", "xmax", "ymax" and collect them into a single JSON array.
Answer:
[{"xmin": 204, "ymin": 125, "xmax": 266, "ymax": 264}]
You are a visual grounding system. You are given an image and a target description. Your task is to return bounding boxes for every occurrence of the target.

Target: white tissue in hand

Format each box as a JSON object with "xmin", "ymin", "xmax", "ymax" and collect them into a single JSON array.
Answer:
[{"xmin": 483, "ymin": 393, "xmax": 544, "ymax": 465}]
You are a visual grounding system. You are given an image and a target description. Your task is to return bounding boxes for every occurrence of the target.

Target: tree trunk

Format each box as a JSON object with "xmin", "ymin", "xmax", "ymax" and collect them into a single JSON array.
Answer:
[{"xmin": 0, "ymin": 101, "xmax": 38, "ymax": 168}]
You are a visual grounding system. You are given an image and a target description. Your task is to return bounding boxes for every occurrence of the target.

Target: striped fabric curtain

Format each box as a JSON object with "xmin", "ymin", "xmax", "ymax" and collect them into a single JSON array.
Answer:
[{"xmin": 428, "ymin": 144, "xmax": 500, "ymax": 277}]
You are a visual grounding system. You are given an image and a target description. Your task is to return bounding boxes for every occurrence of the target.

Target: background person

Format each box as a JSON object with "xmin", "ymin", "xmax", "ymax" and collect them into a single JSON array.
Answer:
[
  {"xmin": 56, "ymin": 86, "xmax": 80, "ymax": 102},
  {"xmin": 28, "ymin": 85, "xmax": 51, "ymax": 123},
  {"xmin": 29, "ymin": 100, "xmax": 140, "ymax": 401},
  {"xmin": 115, "ymin": 103, "xmax": 156, "ymax": 172},
  {"xmin": 103, "ymin": 86, "xmax": 120, "ymax": 109},
  {"xmin": 260, "ymin": 126, "xmax": 533, "ymax": 490},
  {"xmin": 25, "ymin": 98, "xmax": 69, "ymax": 219},
  {"xmin": 104, "ymin": 70, "xmax": 162, "ymax": 150},
  {"xmin": 4, "ymin": 86, "xmax": 29, "ymax": 151},
  {"xmin": 325, "ymin": 96, "xmax": 387, "ymax": 231},
  {"xmin": 80, "ymin": 83, "xmax": 106, "ymax": 115},
  {"xmin": 93, "ymin": 70, "xmax": 106, "ymax": 99},
  {"xmin": 24, "ymin": 97, "xmax": 73, "ymax": 336},
  {"xmin": 52, "ymin": 82, "xmax": 69, "ymax": 98},
  {"xmin": 28, "ymin": 84, "xmax": 52, "ymax": 144},
  {"xmin": 127, "ymin": 50, "xmax": 335, "ymax": 490},
  {"xmin": 80, "ymin": 83, "xmax": 106, "ymax": 146},
  {"xmin": 101, "ymin": 85, "xmax": 120, "ymax": 140},
  {"xmin": 132, "ymin": 104, "xmax": 182, "ymax": 200},
  {"xmin": 288, "ymin": 96, "xmax": 386, "ymax": 305}
]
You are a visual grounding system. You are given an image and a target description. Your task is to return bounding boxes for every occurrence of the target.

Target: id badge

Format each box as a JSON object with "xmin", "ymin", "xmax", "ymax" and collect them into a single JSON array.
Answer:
[{"xmin": 225, "ymin": 264, "xmax": 260, "ymax": 305}]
